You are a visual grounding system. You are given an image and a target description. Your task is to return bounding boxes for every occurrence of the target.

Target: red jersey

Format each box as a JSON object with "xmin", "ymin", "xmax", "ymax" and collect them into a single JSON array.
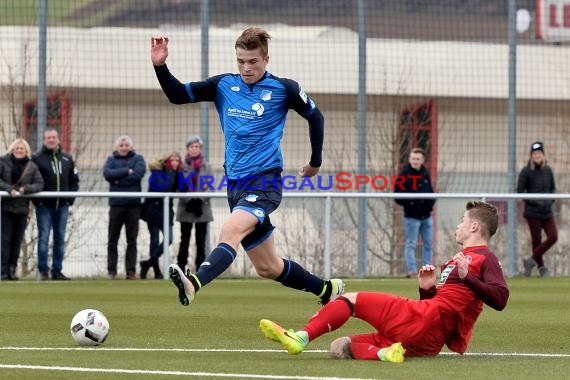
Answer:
[{"xmin": 421, "ymin": 245, "xmax": 509, "ymax": 353}]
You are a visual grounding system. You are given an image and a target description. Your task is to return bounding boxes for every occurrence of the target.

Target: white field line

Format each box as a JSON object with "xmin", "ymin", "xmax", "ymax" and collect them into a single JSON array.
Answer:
[
  {"xmin": 0, "ymin": 364, "xmax": 380, "ymax": 380},
  {"xmin": 1, "ymin": 346, "xmax": 569, "ymax": 358}
]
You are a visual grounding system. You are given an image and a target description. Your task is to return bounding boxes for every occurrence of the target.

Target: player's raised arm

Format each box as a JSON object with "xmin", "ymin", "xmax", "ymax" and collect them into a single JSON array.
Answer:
[
  {"xmin": 151, "ymin": 36, "xmax": 169, "ymax": 66},
  {"xmin": 151, "ymin": 36, "xmax": 191, "ymax": 104}
]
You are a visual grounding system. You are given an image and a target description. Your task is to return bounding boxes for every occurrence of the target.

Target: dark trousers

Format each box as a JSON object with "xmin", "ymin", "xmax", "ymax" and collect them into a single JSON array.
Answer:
[
  {"xmin": 177, "ymin": 222, "xmax": 208, "ymax": 270},
  {"xmin": 1, "ymin": 212, "xmax": 28, "ymax": 278},
  {"xmin": 107, "ymin": 205, "xmax": 141, "ymax": 275},
  {"xmin": 526, "ymin": 216, "xmax": 558, "ymax": 268},
  {"xmin": 147, "ymin": 223, "xmax": 173, "ymax": 262}
]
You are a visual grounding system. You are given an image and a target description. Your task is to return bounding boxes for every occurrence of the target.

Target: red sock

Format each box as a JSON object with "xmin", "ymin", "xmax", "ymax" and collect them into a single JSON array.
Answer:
[
  {"xmin": 350, "ymin": 343, "xmax": 381, "ymax": 360},
  {"xmin": 303, "ymin": 298, "xmax": 352, "ymax": 341}
]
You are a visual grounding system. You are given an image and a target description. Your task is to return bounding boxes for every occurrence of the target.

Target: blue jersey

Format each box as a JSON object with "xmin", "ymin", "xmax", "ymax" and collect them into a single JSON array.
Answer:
[{"xmin": 185, "ymin": 71, "xmax": 318, "ymax": 180}]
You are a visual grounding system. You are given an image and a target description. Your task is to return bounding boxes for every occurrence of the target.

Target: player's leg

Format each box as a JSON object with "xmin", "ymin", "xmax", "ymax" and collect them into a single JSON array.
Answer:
[
  {"xmin": 168, "ymin": 210, "xmax": 255, "ymax": 306},
  {"xmin": 247, "ymin": 237, "xmax": 343, "ymax": 304},
  {"xmin": 260, "ymin": 294, "xmax": 355, "ymax": 355},
  {"xmin": 330, "ymin": 335, "xmax": 405, "ymax": 363}
]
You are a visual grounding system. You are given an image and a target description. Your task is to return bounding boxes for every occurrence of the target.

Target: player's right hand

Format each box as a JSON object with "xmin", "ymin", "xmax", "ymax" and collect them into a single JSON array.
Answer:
[
  {"xmin": 418, "ymin": 264, "xmax": 436, "ymax": 289},
  {"xmin": 151, "ymin": 36, "xmax": 169, "ymax": 66}
]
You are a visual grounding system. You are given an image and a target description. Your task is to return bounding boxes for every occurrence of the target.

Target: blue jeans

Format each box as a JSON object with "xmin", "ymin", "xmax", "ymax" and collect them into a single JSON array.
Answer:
[
  {"xmin": 147, "ymin": 223, "xmax": 173, "ymax": 261},
  {"xmin": 36, "ymin": 205, "xmax": 69, "ymax": 274},
  {"xmin": 404, "ymin": 216, "xmax": 433, "ymax": 274}
]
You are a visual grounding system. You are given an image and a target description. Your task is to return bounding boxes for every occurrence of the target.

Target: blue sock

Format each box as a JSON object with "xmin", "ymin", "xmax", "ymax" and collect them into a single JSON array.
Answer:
[
  {"xmin": 193, "ymin": 243, "xmax": 237, "ymax": 290},
  {"xmin": 275, "ymin": 258, "xmax": 326, "ymax": 297}
]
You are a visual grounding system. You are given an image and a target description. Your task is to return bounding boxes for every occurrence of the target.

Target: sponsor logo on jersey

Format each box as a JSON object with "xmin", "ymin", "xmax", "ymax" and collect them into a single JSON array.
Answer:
[
  {"xmin": 438, "ymin": 264, "xmax": 455, "ymax": 285},
  {"xmin": 251, "ymin": 103, "xmax": 265, "ymax": 116},
  {"xmin": 260, "ymin": 90, "xmax": 272, "ymax": 101},
  {"xmin": 231, "ymin": 86, "xmax": 240, "ymax": 92}
]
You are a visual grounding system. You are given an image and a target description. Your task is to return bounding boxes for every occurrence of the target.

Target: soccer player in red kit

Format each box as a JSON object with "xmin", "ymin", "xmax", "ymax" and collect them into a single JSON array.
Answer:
[{"xmin": 260, "ymin": 201, "xmax": 509, "ymax": 363}]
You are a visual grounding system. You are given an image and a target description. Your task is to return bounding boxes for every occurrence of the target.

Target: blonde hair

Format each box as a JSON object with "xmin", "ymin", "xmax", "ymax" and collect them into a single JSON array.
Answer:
[{"xmin": 8, "ymin": 138, "xmax": 32, "ymax": 158}]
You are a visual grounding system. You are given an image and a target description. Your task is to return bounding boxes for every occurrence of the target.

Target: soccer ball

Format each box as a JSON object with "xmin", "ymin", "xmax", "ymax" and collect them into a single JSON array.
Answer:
[{"xmin": 70, "ymin": 309, "xmax": 110, "ymax": 346}]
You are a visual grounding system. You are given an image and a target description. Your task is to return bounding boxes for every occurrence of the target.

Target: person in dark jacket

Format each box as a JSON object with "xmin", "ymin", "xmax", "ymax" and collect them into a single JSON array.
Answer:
[
  {"xmin": 517, "ymin": 141, "xmax": 557, "ymax": 277},
  {"xmin": 176, "ymin": 136, "xmax": 214, "ymax": 272},
  {"xmin": 395, "ymin": 147, "xmax": 436, "ymax": 278},
  {"xmin": 140, "ymin": 152, "xmax": 181, "ymax": 279},
  {"xmin": 32, "ymin": 128, "xmax": 79, "ymax": 281},
  {"xmin": 0, "ymin": 139, "xmax": 44, "ymax": 280},
  {"xmin": 103, "ymin": 135, "xmax": 146, "ymax": 280}
]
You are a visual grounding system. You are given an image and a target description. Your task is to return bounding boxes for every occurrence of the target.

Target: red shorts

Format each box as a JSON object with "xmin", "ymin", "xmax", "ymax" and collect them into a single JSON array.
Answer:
[{"xmin": 349, "ymin": 292, "xmax": 445, "ymax": 357}]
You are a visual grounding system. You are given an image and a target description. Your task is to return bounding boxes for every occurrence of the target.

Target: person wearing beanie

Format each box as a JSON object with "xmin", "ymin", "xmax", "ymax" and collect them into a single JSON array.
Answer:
[
  {"xmin": 176, "ymin": 136, "xmax": 214, "ymax": 272},
  {"xmin": 517, "ymin": 141, "xmax": 557, "ymax": 277}
]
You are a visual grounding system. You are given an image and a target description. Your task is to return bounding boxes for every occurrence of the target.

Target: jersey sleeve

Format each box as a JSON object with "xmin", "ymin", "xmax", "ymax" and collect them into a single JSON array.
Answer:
[
  {"xmin": 280, "ymin": 78, "xmax": 324, "ymax": 167},
  {"xmin": 186, "ymin": 74, "xmax": 227, "ymax": 103},
  {"xmin": 462, "ymin": 254, "xmax": 509, "ymax": 311}
]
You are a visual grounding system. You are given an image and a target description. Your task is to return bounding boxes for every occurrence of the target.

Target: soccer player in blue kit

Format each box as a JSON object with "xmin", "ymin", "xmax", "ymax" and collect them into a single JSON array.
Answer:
[{"xmin": 151, "ymin": 27, "xmax": 344, "ymax": 307}]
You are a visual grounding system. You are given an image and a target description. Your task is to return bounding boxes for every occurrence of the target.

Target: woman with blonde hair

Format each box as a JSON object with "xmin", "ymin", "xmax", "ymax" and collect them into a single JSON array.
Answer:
[{"xmin": 0, "ymin": 138, "xmax": 44, "ymax": 280}]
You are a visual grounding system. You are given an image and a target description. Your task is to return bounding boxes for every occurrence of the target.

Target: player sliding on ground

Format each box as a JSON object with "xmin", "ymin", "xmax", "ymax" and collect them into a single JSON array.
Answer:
[
  {"xmin": 261, "ymin": 201, "xmax": 509, "ymax": 362},
  {"xmin": 151, "ymin": 27, "xmax": 344, "ymax": 307}
]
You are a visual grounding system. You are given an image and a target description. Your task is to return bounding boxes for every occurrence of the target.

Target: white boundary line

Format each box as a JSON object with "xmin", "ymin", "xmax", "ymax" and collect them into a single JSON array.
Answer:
[
  {"xmin": 1, "ymin": 346, "xmax": 569, "ymax": 358},
  {"xmin": 0, "ymin": 364, "xmax": 379, "ymax": 380}
]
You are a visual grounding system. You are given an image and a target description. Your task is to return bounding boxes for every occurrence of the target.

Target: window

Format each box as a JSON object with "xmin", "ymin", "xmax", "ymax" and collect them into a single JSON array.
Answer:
[
  {"xmin": 396, "ymin": 99, "xmax": 438, "ymax": 182},
  {"xmin": 23, "ymin": 92, "xmax": 71, "ymax": 152}
]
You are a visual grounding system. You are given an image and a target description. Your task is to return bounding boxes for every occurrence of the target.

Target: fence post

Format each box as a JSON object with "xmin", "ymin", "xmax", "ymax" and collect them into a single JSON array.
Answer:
[
  {"xmin": 324, "ymin": 195, "xmax": 332, "ymax": 279},
  {"xmin": 162, "ymin": 194, "xmax": 170, "ymax": 279}
]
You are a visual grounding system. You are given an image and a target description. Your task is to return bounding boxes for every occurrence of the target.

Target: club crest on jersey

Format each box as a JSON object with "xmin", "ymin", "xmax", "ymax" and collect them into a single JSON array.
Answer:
[
  {"xmin": 260, "ymin": 90, "xmax": 272, "ymax": 101},
  {"xmin": 299, "ymin": 86, "xmax": 308, "ymax": 104},
  {"xmin": 231, "ymin": 86, "xmax": 240, "ymax": 92},
  {"xmin": 245, "ymin": 194, "xmax": 258, "ymax": 202}
]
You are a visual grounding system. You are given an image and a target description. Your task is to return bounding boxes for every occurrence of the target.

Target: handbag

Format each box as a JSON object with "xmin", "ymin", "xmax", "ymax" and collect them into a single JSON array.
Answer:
[{"xmin": 185, "ymin": 198, "xmax": 203, "ymax": 217}]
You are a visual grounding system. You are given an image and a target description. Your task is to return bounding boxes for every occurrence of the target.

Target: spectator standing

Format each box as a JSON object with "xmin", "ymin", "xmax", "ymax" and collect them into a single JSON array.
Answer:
[
  {"xmin": 140, "ymin": 152, "xmax": 181, "ymax": 279},
  {"xmin": 518, "ymin": 141, "xmax": 557, "ymax": 277},
  {"xmin": 176, "ymin": 136, "xmax": 214, "ymax": 272},
  {"xmin": 0, "ymin": 139, "xmax": 44, "ymax": 280},
  {"xmin": 103, "ymin": 135, "xmax": 146, "ymax": 280},
  {"xmin": 32, "ymin": 128, "xmax": 79, "ymax": 281},
  {"xmin": 395, "ymin": 147, "xmax": 436, "ymax": 277}
]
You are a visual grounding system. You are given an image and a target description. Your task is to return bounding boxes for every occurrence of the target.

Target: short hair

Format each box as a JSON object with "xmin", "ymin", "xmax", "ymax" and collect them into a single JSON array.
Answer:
[
  {"xmin": 8, "ymin": 138, "xmax": 32, "ymax": 158},
  {"xmin": 114, "ymin": 135, "xmax": 134, "ymax": 151},
  {"xmin": 186, "ymin": 135, "xmax": 203, "ymax": 148},
  {"xmin": 466, "ymin": 201, "xmax": 499, "ymax": 239},
  {"xmin": 410, "ymin": 147, "xmax": 426, "ymax": 157},
  {"xmin": 43, "ymin": 127, "xmax": 59, "ymax": 138},
  {"xmin": 235, "ymin": 27, "xmax": 271, "ymax": 56}
]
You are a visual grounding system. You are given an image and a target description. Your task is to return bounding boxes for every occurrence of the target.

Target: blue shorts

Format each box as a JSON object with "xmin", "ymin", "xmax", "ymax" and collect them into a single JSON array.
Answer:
[{"xmin": 227, "ymin": 169, "xmax": 282, "ymax": 250}]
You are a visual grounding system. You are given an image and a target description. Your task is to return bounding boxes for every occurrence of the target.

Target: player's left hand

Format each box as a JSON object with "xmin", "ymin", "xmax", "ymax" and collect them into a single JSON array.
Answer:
[
  {"xmin": 453, "ymin": 252, "xmax": 469, "ymax": 279},
  {"xmin": 298, "ymin": 164, "xmax": 319, "ymax": 177}
]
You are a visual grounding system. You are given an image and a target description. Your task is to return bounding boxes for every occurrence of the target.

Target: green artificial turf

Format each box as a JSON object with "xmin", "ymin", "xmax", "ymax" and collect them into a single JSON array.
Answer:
[{"xmin": 0, "ymin": 277, "xmax": 569, "ymax": 379}]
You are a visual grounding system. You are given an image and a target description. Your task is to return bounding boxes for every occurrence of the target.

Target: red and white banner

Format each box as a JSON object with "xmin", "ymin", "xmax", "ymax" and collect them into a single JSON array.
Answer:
[{"xmin": 536, "ymin": 0, "xmax": 570, "ymax": 42}]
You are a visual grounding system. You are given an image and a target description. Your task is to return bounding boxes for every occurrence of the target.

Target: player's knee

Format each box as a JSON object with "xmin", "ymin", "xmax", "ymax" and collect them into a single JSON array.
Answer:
[
  {"xmin": 253, "ymin": 262, "xmax": 280, "ymax": 279},
  {"xmin": 330, "ymin": 337, "xmax": 353, "ymax": 359}
]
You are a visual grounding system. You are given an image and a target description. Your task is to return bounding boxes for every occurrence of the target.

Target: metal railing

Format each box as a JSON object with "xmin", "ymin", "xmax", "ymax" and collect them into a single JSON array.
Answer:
[{"xmin": 1, "ymin": 191, "xmax": 567, "ymax": 280}]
